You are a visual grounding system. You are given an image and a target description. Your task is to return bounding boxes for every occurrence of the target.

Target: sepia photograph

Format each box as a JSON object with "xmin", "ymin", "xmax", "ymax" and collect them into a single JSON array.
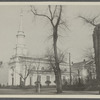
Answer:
[{"xmin": 0, "ymin": 2, "xmax": 100, "ymax": 97}]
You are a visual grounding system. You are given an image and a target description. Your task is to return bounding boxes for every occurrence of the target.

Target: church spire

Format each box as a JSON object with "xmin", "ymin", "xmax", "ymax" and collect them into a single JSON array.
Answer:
[
  {"xmin": 14, "ymin": 9, "xmax": 27, "ymax": 56},
  {"xmin": 18, "ymin": 9, "xmax": 24, "ymax": 34}
]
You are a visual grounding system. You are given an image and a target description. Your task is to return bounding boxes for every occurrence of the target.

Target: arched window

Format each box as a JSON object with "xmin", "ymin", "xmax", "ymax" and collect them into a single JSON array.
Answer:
[
  {"xmin": 63, "ymin": 76, "xmax": 66, "ymax": 80},
  {"xmin": 37, "ymin": 75, "xmax": 41, "ymax": 82},
  {"xmin": 33, "ymin": 66, "xmax": 36, "ymax": 70},
  {"xmin": 62, "ymin": 76, "xmax": 67, "ymax": 84},
  {"xmin": 93, "ymin": 68, "xmax": 95, "ymax": 73},
  {"xmin": 64, "ymin": 68, "xmax": 67, "ymax": 71},
  {"xmin": 41, "ymin": 67, "xmax": 44, "ymax": 70},
  {"xmin": 46, "ymin": 76, "xmax": 50, "ymax": 81}
]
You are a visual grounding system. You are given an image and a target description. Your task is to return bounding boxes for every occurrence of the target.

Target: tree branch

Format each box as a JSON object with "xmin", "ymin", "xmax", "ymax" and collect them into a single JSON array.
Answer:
[
  {"xmin": 31, "ymin": 6, "xmax": 54, "ymax": 27},
  {"xmin": 56, "ymin": 5, "xmax": 62, "ymax": 27},
  {"xmin": 53, "ymin": 5, "xmax": 57, "ymax": 18},
  {"xmin": 24, "ymin": 69, "xmax": 30, "ymax": 80},
  {"xmin": 48, "ymin": 5, "xmax": 53, "ymax": 19},
  {"xmin": 59, "ymin": 20, "xmax": 70, "ymax": 31},
  {"xmin": 79, "ymin": 16, "xmax": 97, "ymax": 26}
]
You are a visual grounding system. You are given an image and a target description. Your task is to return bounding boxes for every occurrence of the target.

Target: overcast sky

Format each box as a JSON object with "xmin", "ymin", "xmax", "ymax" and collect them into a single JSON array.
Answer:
[{"xmin": 0, "ymin": 5, "xmax": 100, "ymax": 63}]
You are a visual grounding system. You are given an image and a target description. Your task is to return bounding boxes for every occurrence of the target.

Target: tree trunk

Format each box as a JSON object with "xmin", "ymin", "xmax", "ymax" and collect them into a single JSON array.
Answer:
[
  {"xmin": 93, "ymin": 25, "xmax": 100, "ymax": 80},
  {"xmin": 55, "ymin": 68, "xmax": 62, "ymax": 93},
  {"xmin": 20, "ymin": 77, "xmax": 22, "ymax": 86},
  {"xmin": 53, "ymin": 27, "xmax": 62, "ymax": 93},
  {"xmin": 30, "ymin": 77, "xmax": 32, "ymax": 86},
  {"xmin": 12, "ymin": 77, "xmax": 14, "ymax": 86},
  {"xmin": 23, "ymin": 79, "xmax": 26, "ymax": 86}
]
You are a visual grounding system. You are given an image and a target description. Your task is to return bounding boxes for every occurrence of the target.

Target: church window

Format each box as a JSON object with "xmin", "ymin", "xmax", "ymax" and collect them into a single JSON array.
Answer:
[
  {"xmin": 41, "ymin": 67, "xmax": 44, "ymax": 70},
  {"xmin": 93, "ymin": 68, "xmax": 95, "ymax": 73},
  {"xmin": 62, "ymin": 76, "xmax": 66, "ymax": 84},
  {"xmin": 64, "ymin": 68, "xmax": 67, "ymax": 71},
  {"xmin": 63, "ymin": 76, "xmax": 66, "ymax": 80},
  {"xmin": 46, "ymin": 76, "xmax": 50, "ymax": 81},
  {"xmin": 33, "ymin": 66, "xmax": 36, "ymax": 70},
  {"xmin": 37, "ymin": 75, "xmax": 41, "ymax": 82},
  {"xmin": 30, "ymin": 77, "xmax": 32, "ymax": 86}
]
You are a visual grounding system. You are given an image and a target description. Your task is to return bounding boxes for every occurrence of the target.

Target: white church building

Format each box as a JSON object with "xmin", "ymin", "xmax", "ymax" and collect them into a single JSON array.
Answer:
[{"xmin": 8, "ymin": 11, "xmax": 71, "ymax": 86}]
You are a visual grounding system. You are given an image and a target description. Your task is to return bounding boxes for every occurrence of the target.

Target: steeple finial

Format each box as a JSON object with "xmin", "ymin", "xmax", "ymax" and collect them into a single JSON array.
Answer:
[{"xmin": 18, "ymin": 9, "xmax": 24, "ymax": 33}]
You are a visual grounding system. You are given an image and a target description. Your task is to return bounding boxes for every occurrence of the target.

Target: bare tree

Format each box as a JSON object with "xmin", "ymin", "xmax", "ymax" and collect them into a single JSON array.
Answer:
[
  {"xmin": 30, "ymin": 5, "xmax": 68, "ymax": 93},
  {"xmin": 45, "ymin": 47, "xmax": 67, "ymax": 91},
  {"xmin": 14, "ymin": 58, "xmax": 34, "ymax": 86},
  {"xmin": 83, "ymin": 47, "xmax": 94, "ymax": 61},
  {"xmin": 20, "ymin": 64, "xmax": 33, "ymax": 86}
]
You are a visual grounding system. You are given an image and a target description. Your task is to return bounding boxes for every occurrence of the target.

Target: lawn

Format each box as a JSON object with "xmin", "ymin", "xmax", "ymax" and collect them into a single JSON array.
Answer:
[{"xmin": 0, "ymin": 87, "xmax": 99, "ymax": 95}]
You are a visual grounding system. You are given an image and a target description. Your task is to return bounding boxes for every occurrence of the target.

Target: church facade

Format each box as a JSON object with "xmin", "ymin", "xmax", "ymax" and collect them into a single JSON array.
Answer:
[{"xmin": 8, "ymin": 11, "xmax": 71, "ymax": 86}]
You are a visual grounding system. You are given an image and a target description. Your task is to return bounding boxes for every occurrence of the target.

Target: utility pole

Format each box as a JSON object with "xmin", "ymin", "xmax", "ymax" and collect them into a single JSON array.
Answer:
[{"xmin": 69, "ymin": 53, "xmax": 72, "ymax": 85}]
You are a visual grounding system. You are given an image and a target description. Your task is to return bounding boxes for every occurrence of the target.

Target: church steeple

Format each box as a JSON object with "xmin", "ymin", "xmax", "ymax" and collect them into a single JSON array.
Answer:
[
  {"xmin": 16, "ymin": 9, "xmax": 25, "ymax": 45},
  {"xmin": 15, "ymin": 9, "xmax": 27, "ymax": 56}
]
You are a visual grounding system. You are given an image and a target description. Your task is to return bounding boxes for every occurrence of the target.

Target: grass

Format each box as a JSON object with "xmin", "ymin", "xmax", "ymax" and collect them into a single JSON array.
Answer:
[{"xmin": 0, "ymin": 87, "xmax": 99, "ymax": 95}]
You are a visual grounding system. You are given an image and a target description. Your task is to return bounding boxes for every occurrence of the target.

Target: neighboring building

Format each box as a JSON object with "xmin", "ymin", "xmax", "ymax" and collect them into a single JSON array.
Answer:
[
  {"xmin": 71, "ymin": 59, "xmax": 96, "ymax": 84},
  {"xmin": 84, "ymin": 59, "xmax": 96, "ymax": 80},
  {"xmin": 8, "ymin": 11, "xmax": 70, "ymax": 86}
]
